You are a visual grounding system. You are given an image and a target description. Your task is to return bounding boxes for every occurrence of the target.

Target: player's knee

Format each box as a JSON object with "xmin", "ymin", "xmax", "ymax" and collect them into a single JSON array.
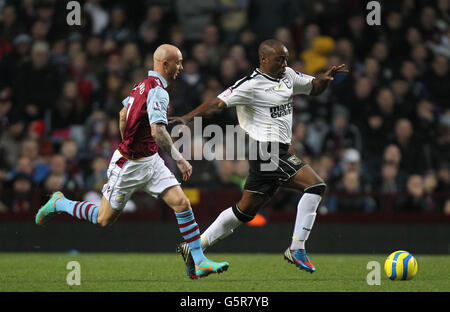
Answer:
[
  {"xmin": 173, "ymin": 195, "xmax": 191, "ymax": 212},
  {"xmin": 232, "ymin": 204, "xmax": 255, "ymax": 223},
  {"xmin": 304, "ymin": 183, "xmax": 327, "ymax": 196},
  {"xmin": 97, "ymin": 216, "xmax": 114, "ymax": 228}
]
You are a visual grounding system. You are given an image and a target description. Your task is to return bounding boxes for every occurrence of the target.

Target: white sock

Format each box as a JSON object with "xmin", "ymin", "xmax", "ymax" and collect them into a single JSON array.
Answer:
[
  {"xmin": 290, "ymin": 193, "xmax": 322, "ymax": 250},
  {"xmin": 201, "ymin": 207, "xmax": 243, "ymax": 250}
]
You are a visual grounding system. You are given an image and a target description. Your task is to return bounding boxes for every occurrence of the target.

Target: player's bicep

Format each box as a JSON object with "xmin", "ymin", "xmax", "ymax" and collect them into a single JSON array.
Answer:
[{"xmin": 119, "ymin": 106, "xmax": 127, "ymax": 120}]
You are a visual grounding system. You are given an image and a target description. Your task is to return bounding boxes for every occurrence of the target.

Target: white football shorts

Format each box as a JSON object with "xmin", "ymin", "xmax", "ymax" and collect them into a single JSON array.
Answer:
[{"xmin": 102, "ymin": 150, "xmax": 180, "ymax": 210}]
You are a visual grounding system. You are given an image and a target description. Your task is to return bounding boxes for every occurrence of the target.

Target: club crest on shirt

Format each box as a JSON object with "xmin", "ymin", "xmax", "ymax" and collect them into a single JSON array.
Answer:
[
  {"xmin": 282, "ymin": 77, "xmax": 292, "ymax": 88},
  {"xmin": 153, "ymin": 101, "xmax": 161, "ymax": 110}
]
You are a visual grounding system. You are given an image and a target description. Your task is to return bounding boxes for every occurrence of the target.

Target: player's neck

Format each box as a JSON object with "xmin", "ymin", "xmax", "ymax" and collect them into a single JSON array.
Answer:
[
  {"xmin": 258, "ymin": 67, "xmax": 278, "ymax": 79},
  {"xmin": 152, "ymin": 67, "xmax": 171, "ymax": 86}
]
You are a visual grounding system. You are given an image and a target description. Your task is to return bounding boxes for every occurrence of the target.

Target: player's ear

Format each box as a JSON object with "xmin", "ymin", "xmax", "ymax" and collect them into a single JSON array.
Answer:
[{"xmin": 162, "ymin": 59, "xmax": 169, "ymax": 71}]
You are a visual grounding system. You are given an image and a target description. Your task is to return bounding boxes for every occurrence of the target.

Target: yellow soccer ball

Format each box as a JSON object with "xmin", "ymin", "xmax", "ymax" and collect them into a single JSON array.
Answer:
[{"xmin": 384, "ymin": 250, "xmax": 418, "ymax": 280}]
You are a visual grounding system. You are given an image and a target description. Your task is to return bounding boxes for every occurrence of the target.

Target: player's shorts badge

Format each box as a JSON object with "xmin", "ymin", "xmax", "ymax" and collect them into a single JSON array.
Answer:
[
  {"xmin": 116, "ymin": 194, "xmax": 124, "ymax": 203},
  {"xmin": 287, "ymin": 155, "xmax": 302, "ymax": 166}
]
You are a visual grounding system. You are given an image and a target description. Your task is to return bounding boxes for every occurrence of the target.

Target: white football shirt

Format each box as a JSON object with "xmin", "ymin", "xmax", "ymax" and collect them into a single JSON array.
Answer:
[{"xmin": 217, "ymin": 67, "xmax": 315, "ymax": 144}]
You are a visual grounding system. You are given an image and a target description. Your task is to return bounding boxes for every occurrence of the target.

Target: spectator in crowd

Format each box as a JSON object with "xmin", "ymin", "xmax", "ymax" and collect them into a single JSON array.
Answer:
[
  {"xmin": 212, "ymin": 160, "xmax": 241, "ymax": 189},
  {"xmin": 43, "ymin": 173, "xmax": 63, "ymax": 194},
  {"xmin": 374, "ymin": 162, "xmax": 403, "ymax": 211},
  {"xmin": 247, "ymin": 0, "xmax": 301, "ymax": 39},
  {"xmin": 67, "ymin": 51, "xmax": 99, "ymax": 109},
  {"xmin": 85, "ymin": 156, "xmax": 107, "ymax": 190},
  {"xmin": 45, "ymin": 153, "xmax": 82, "ymax": 191},
  {"xmin": 85, "ymin": 35, "xmax": 106, "ymax": 78},
  {"xmin": 340, "ymin": 76, "xmax": 374, "ymax": 125},
  {"xmin": 202, "ymin": 24, "xmax": 227, "ymax": 73},
  {"xmin": 372, "ymin": 87, "xmax": 399, "ymax": 135},
  {"xmin": 291, "ymin": 121, "xmax": 314, "ymax": 158},
  {"xmin": 14, "ymin": 41, "xmax": 61, "ymax": 121},
  {"xmin": 0, "ymin": 33, "xmax": 31, "ymax": 88},
  {"xmin": 320, "ymin": 105, "xmax": 362, "ymax": 157},
  {"xmin": 327, "ymin": 171, "xmax": 376, "ymax": 213},
  {"xmin": 121, "ymin": 42, "xmax": 143, "ymax": 76},
  {"xmin": 0, "ymin": 5, "xmax": 23, "ymax": 43},
  {"xmin": 52, "ymin": 80, "xmax": 88, "ymax": 133},
  {"xmin": 9, "ymin": 173, "xmax": 33, "ymax": 213},
  {"xmin": 395, "ymin": 174, "xmax": 432, "ymax": 212},
  {"xmin": 376, "ymin": 162, "xmax": 402, "ymax": 194},
  {"xmin": 27, "ymin": 119, "xmax": 53, "ymax": 157},
  {"xmin": 230, "ymin": 159, "xmax": 249, "ymax": 190},
  {"xmin": 50, "ymin": 38, "xmax": 70, "ymax": 77},
  {"xmin": 174, "ymin": 0, "xmax": 215, "ymax": 43},
  {"xmin": 435, "ymin": 163, "xmax": 450, "ymax": 211},
  {"xmin": 423, "ymin": 54, "xmax": 450, "ymax": 111},
  {"xmin": 217, "ymin": 0, "xmax": 249, "ymax": 44},
  {"xmin": 0, "ymin": 113, "xmax": 26, "ymax": 170},
  {"xmin": 328, "ymin": 148, "xmax": 372, "ymax": 193},
  {"xmin": 19, "ymin": 138, "xmax": 49, "ymax": 185},
  {"xmin": 436, "ymin": 113, "xmax": 450, "ymax": 165},
  {"xmin": 103, "ymin": 5, "xmax": 135, "ymax": 45},
  {"xmin": 60, "ymin": 139, "xmax": 84, "ymax": 189},
  {"xmin": 176, "ymin": 58, "xmax": 205, "ymax": 116},
  {"xmin": 383, "ymin": 144, "xmax": 402, "ymax": 167},
  {"xmin": 0, "ymin": 87, "xmax": 12, "ymax": 134},
  {"xmin": 391, "ymin": 118, "xmax": 429, "ymax": 174}
]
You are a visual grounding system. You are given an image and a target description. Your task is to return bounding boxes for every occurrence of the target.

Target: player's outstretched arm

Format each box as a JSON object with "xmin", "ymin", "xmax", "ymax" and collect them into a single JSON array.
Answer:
[
  {"xmin": 168, "ymin": 97, "xmax": 226, "ymax": 125},
  {"xmin": 310, "ymin": 64, "xmax": 349, "ymax": 96},
  {"xmin": 151, "ymin": 123, "xmax": 192, "ymax": 181}
]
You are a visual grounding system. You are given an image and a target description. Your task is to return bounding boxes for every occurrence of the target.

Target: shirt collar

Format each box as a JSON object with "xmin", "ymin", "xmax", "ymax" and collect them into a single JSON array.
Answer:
[
  {"xmin": 148, "ymin": 70, "xmax": 168, "ymax": 88},
  {"xmin": 255, "ymin": 68, "xmax": 281, "ymax": 82}
]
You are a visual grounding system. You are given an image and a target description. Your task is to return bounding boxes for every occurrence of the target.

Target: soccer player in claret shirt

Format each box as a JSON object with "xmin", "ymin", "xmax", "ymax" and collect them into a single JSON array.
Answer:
[
  {"xmin": 170, "ymin": 39, "xmax": 348, "ymax": 278},
  {"xmin": 35, "ymin": 44, "xmax": 229, "ymax": 279}
]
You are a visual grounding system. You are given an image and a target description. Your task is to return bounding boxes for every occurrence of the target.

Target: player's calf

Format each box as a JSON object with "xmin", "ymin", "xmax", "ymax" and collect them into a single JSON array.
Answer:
[
  {"xmin": 96, "ymin": 199, "xmax": 122, "ymax": 227},
  {"xmin": 35, "ymin": 191, "xmax": 102, "ymax": 226}
]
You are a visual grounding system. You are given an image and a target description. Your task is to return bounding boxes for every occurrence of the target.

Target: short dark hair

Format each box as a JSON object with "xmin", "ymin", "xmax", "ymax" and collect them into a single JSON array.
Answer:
[{"xmin": 258, "ymin": 39, "xmax": 285, "ymax": 58}]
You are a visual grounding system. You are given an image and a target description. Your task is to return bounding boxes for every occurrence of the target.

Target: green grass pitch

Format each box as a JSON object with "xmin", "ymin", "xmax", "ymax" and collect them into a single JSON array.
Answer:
[{"xmin": 0, "ymin": 253, "xmax": 449, "ymax": 292}]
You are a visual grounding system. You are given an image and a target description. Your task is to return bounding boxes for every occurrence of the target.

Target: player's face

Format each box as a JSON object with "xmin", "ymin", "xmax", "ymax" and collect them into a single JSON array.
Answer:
[
  {"xmin": 166, "ymin": 50, "xmax": 183, "ymax": 81},
  {"xmin": 265, "ymin": 45, "xmax": 289, "ymax": 78}
]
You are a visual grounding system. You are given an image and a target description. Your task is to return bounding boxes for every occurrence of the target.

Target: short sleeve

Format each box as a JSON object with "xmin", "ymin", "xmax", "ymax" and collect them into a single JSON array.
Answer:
[
  {"xmin": 217, "ymin": 76, "xmax": 253, "ymax": 107},
  {"xmin": 289, "ymin": 68, "xmax": 315, "ymax": 95},
  {"xmin": 147, "ymin": 86, "xmax": 170, "ymax": 125},
  {"xmin": 122, "ymin": 96, "xmax": 130, "ymax": 108}
]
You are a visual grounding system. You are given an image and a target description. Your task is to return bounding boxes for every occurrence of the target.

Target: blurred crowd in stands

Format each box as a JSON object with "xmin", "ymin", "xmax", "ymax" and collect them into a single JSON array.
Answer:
[{"xmin": 0, "ymin": 0, "xmax": 449, "ymax": 214}]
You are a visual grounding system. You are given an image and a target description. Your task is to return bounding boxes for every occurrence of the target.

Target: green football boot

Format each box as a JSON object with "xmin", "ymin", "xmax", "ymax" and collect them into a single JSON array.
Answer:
[
  {"xmin": 195, "ymin": 258, "xmax": 229, "ymax": 279},
  {"xmin": 35, "ymin": 191, "xmax": 64, "ymax": 225}
]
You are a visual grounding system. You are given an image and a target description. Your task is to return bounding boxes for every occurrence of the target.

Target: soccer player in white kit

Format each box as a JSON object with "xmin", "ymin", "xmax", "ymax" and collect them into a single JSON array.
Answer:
[
  {"xmin": 170, "ymin": 39, "xmax": 348, "ymax": 277},
  {"xmin": 35, "ymin": 44, "xmax": 229, "ymax": 279}
]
